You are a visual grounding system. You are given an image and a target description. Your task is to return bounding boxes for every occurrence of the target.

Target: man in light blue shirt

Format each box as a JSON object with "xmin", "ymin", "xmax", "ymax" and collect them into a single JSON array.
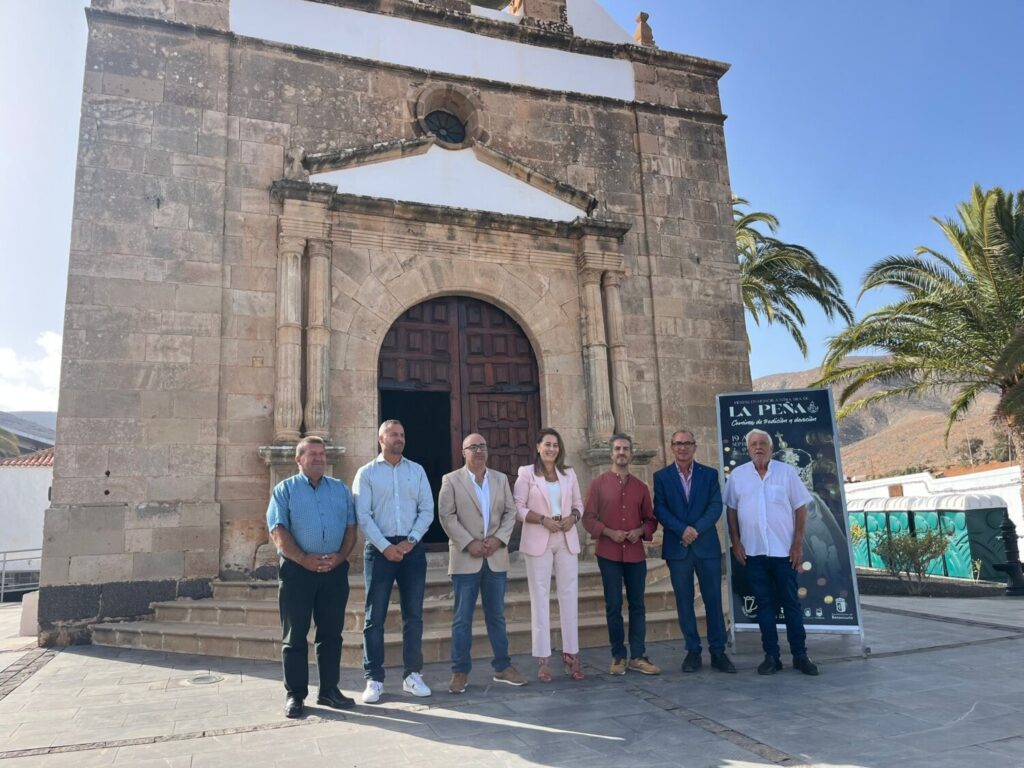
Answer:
[
  {"xmin": 266, "ymin": 436, "xmax": 357, "ymax": 718},
  {"xmin": 354, "ymin": 419, "xmax": 434, "ymax": 703}
]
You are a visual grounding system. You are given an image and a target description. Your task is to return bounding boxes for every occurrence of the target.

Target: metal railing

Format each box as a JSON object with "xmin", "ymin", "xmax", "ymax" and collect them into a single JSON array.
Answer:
[{"xmin": 0, "ymin": 548, "xmax": 41, "ymax": 601}]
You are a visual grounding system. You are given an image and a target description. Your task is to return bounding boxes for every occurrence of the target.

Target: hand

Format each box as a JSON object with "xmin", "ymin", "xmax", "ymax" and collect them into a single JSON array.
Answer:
[
  {"xmin": 625, "ymin": 527, "xmax": 642, "ymax": 544},
  {"xmin": 299, "ymin": 553, "xmax": 322, "ymax": 572},
  {"xmin": 317, "ymin": 553, "xmax": 343, "ymax": 572},
  {"xmin": 605, "ymin": 528, "xmax": 627, "ymax": 544},
  {"xmin": 681, "ymin": 526, "xmax": 698, "ymax": 546},
  {"xmin": 542, "ymin": 517, "xmax": 560, "ymax": 533},
  {"xmin": 382, "ymin": 544, "xmax": 405, "ymax": 562},
  {"xmin": 789, "ymin": 542, "xmax": 804, "ymax": 571},
  {"xmin": 483, "ymin": 536, "xmax": 502, "ymax": 556},
  {"xmin": 732, "ymin": 540, "xmax": 747, "ymax": 566},
  {"xmin": 396, "ymin": 540, "xmax": 415, "ymax": 556},
  {"xmin": 559, "ymin": 516, "xmax": 576, "ymax": 532},
  {"xmin": 467, "ymin": 540, "xmax": 487, "ymax": 558}
]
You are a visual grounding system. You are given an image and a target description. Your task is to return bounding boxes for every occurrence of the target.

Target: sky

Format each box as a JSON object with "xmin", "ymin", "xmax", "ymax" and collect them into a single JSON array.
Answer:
[{"xmin": 1, "ymin": 0, "xmax": 1022, "ymax": 412}]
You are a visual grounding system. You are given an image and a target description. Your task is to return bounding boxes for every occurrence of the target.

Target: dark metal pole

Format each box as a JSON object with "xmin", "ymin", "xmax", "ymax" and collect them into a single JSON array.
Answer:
[{"xmin": 994, "ymin": 510, "xmax": 1024, "ymax": 596}]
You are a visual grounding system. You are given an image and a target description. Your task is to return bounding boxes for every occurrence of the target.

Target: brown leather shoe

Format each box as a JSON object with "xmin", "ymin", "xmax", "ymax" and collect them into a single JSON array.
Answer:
[{"xmin": 448, "ymin": 672, "xmax": 468, "ymax": 694}]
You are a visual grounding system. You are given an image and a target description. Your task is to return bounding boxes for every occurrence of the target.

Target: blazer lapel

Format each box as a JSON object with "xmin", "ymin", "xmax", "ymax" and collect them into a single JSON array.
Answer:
[
  {"xmin": 532, "ymin": 472, "xmax": 553, "ymax": 516},
  {"xmin": 457, "ymin": 470, "xmax": 482, "ymax": 515},
  {"xmin": 558, "ymin": 472, "xmax": 572, "ymax": 517}
]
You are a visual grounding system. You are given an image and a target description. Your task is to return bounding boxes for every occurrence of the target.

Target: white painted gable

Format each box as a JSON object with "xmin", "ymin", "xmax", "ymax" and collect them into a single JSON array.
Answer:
[
  {"xmin": 565, "ymin": 0, "xmax": 632, "ymax": 44},
  {"xmin": 233, "ymin": 0, "xmax": 635, "ymax": 101},
  {"xmin": 311, "ymin": 145, "xmax": 585, "ymax": 221}
]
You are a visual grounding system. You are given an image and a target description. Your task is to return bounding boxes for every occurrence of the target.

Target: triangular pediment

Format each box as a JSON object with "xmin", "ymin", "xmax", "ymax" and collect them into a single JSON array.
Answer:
[{"xmin": 301, "ymin": 140, "xmax": 595, "ymax": 222}]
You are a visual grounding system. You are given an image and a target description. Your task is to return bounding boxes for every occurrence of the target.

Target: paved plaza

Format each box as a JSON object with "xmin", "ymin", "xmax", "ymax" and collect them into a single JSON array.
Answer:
[{"xmin": 0, "ymin": 596, "xmax": 1022, "ymax": 768}]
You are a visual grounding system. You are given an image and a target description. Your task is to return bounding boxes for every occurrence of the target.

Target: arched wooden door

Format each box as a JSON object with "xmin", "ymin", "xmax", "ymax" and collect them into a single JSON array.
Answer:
[{"xmin": 378, "ymin": 296, "xmax": 541, "ymax": 545}]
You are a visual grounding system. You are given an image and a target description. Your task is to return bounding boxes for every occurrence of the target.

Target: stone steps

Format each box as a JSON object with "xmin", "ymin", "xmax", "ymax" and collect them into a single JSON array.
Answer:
[
  {"xmin": 149, "ymin": 582, "xmax": 682, "ymax": 633},
  {"xmin": 90, "ymin": 608, "xmax": 696, "ymax": 666},
  {"xmin": 91, "ymin": 560, "xmax": 706, "ymax": 665}
]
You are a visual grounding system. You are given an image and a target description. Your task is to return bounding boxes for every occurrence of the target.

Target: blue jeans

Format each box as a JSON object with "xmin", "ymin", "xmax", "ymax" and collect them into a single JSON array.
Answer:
[
  {"xmin": 450, "ymin": 561, "xmax": 511, "ymax": 674},
  {"xmin": 667, "ymin": 553, "xmax": 727, "ymax": 655},
  {"xmin": 362, "ymin": 540, "xmax": 426, "ymax": 681},
  {"xmin": 744, "ymin": 555, "xmax": 807, "ymax": 660},
  {"xmin": 597, "ymin": 556, "xmax": 647, "ymax": 659}
]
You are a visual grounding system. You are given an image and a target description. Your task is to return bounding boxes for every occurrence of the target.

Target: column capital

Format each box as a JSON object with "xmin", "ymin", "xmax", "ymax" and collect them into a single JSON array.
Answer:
[{"xmin": 601, "ymin": 269, "xmax": 626, "ymax": 288}]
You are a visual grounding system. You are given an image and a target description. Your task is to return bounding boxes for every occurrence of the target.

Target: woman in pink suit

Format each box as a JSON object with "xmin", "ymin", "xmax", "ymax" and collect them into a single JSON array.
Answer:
[{"xmin": 513, "ymin": 427, "xmax": 585, "ymax": 682}]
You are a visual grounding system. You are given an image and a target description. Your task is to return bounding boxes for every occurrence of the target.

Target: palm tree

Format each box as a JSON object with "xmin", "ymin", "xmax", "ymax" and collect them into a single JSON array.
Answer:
[
  {"xmin": 816, "ymin": 185, "xmax": 1024, "ymax": 466},
  {"xmin": 734, "ymin": 196, "xmax": 854, "ymax": 356}
]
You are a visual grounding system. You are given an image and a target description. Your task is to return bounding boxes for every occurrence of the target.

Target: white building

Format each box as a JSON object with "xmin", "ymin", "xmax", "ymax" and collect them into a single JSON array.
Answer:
[{"xmin": 0, "ymin": 447, "xmax": 53, "ymax": 578}]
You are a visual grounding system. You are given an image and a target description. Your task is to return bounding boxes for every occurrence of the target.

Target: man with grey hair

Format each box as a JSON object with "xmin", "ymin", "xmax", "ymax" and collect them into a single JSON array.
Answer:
[
  {"xmin": 724, "ymin": 428, "xmax": 819, "ymax": 676},
  {"xmin": 267, "ymin": 435, "xmax": 357, "ymax": 717},
  {"xmin": 355, "ymin": 419, "xmax": 435, "ymax": 702}
]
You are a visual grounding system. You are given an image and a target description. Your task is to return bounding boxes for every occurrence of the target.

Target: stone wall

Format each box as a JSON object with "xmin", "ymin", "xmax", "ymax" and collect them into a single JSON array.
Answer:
[{"xmin": 42, "ymin": 0, "xmax": 749, "ymax": 637}]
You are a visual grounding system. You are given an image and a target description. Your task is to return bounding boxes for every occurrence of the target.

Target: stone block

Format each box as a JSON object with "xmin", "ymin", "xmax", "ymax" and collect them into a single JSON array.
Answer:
[
  {"xmin": 101, "ymin": 72, "xmax": 164, "ymax": 103},
  {"xmin": 70, "ymin": 554, "xmax": 133, "ymax": 584},
  {"xmin": 38, "ymin": 584, "xmax": 101, "ymax": 622},
  {"xmin": 128, "ymin": 501, "xmax": 181, "ymax": 529},
  {"xmin": 145, "ymin": 334, "xmax": 193, "ymax": 363},
  {"xmin": 148, "ymin": 474, "xmax": 216, "ymax": 502},
  {"xmin": 132, "ymin": 551, "xmax": 185, "ymax": 581},
  {"xmin": 40, "ymin": 556, "xmax": 70, "ymax": 588},
  {"xmin": 185, "ymin": 548, "xmax": 219, "ymax": 578},
  {"xmin": 180, "ymin": 502, "xmax": 221, "ymax": 527},
  {"xmin": 125, "ymin": 528, "xmax": 154, "ymax": 553}
]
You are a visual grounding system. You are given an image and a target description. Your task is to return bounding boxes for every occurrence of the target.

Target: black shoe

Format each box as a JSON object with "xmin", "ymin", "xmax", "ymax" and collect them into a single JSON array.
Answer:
[
  {"xmin": 757, "ymin": 655, "xmax": 783, "ymax": 675},
  {"xmin": 681, "ymin": 651, "xmax": 702, "ymax": 673},
  {"xmin": 792, "ymin": 656, "xmax": 819, "ymax": 676},
  {"xmin": 710, "ymin": 652, "xmax": 737, "ymax": 674},
  {"xmin": 284, "ymin": 695, "xmax": 304, "ymax": 718},
  {"xmin": 316, "ymin": 687, "xmax": 355, "ymax": 709}
]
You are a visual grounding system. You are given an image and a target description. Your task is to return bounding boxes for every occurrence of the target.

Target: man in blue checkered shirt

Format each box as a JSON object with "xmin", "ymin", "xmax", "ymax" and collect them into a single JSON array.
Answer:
[{"xmin": 267, "ymin": 436, "xmax": 357, "ymax": 718}]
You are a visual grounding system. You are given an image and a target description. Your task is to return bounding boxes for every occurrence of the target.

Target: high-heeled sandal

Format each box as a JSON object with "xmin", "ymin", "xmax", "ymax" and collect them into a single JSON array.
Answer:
[
  {"xmin": 562, "ymin": 652, "xmax": 585, "ymax": 681},
  {"xmin": 537, "ymin": 657, "xmax": 553, "ymax": 683}
]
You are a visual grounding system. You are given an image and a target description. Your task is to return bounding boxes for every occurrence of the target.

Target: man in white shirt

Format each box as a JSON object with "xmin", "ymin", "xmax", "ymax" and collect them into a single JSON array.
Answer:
[
  {"xmin": 724, "ymin": 429, "xmax": 819, "ymax": 676},
  {"xmin": 438, "ymin": 433, "xmax": 526, "ymax": 694}
]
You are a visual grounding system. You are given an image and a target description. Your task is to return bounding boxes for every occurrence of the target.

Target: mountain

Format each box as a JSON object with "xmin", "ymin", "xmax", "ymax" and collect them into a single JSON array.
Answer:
[
  {"xmin": 753, "ymin": 359, "xmax": 1004, "ymax": 480},
  {"xmin": 10, "ymin": 411, "xmax": 57, "ymax": 431}
]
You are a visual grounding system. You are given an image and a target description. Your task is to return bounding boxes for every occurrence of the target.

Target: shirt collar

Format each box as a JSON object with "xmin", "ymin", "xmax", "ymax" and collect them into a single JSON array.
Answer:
[
  {"xmin": 373, "ymin": 453, "xmax": 406, "ymax": 467},
  {"xmin": 675, "ymin": 461, "xmax": 694, "ymax": 478}
]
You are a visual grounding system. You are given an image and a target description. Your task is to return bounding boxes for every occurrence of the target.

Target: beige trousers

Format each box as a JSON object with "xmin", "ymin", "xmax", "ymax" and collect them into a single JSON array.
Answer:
[{"xmin": 523, "ymin": 533, "xmax": 579, "ymax": 657}]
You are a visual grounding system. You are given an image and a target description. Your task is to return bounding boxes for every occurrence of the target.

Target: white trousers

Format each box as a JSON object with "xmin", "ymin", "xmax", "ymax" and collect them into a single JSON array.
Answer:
[{"xmin": 523, "ymin": 534, "xmax": 579, "ymax": 657}]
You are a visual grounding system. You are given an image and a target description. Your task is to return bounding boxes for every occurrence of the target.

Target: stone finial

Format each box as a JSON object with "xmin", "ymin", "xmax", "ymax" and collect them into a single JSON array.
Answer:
[
  {"xmin": 634, "ymin": 11, "xmax": 656, "ymax": 47},
  {"xmin": 284, "ymin": 146, "xmax": 308, "ymax": 180}
]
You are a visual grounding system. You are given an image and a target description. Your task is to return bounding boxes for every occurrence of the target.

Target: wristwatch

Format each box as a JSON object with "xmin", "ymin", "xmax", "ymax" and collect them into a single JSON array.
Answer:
[{"xmin": 406, "ymin": 535, "xmax": 418, "ymax": 545}]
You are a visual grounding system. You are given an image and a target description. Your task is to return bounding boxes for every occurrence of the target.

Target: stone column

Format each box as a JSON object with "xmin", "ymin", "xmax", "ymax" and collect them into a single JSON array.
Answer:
[
  {"xmin": 274, "ymin": 234, "xmax": 305, "ymax": 442},
  {"xmin": 304, "ymin": 238, "xmax": 332, "ymax": 438},
  {"xmin": 602, "ymin": 270, "xmax": 636, "ymax": 437},
  {"xmin": 579, "ymin": 267, "xmax": 615, "ymax": 443}
]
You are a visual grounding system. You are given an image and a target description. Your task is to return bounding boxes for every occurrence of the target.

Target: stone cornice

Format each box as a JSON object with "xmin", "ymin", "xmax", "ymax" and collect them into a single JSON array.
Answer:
[
  {"xmin": 271, "ymin": 179, "xmax": 630, "ymax": 240},
  {"xmin": 85, "ymin": 7, "xmax": 729, "ymax": 125}
]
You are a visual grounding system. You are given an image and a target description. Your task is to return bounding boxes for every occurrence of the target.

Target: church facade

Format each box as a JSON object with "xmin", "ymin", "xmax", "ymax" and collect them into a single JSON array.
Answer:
[{"xmin": 41, "ymin": 0, "xmax": 749, "ymax": 642}]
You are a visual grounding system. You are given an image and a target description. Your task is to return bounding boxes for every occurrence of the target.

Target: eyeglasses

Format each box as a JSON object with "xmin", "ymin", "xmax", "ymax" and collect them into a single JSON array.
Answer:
[
  {"xmin": 463, "ymin": 444, "xmax": 488, "ymax": 453},
  {"xmin": 671, "ymin": 441, "xmax": 696, "ymax": 448}
]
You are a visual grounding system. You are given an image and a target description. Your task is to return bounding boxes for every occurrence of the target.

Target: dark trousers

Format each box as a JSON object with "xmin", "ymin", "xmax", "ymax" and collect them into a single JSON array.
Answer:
[
  {"xmin": 744, "ymin": 555, "xmax": 807, "ymax": 660},
  {"xmin": 451, "ymin": 560, "xmax": 511, "ymax": 674},
  {"xmin": 279, "ymin": 557, "xmax": 349, "ymax": 700},
  {"xmin": 667, "ymin": 552, "xmax": 727, "ymax": 655},
  {"xmin": 597, "ymin": 556, "xmax": 647, "ymax": 659},
  {"xmin": 362, "ymin": 540, "xmax": 426, "ymax": 682}
]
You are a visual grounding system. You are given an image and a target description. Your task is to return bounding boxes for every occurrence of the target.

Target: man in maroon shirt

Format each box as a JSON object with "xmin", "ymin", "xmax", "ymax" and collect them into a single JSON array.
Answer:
[{"xmin": 582, "ymin": 434, "xmax": 660, "ymax": 676}]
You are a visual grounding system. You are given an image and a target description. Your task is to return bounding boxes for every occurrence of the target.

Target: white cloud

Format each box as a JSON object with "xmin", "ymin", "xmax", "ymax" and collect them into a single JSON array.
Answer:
[{"xmin": 0, "ymin": 332, "xmax": 62, "ymax": 412}]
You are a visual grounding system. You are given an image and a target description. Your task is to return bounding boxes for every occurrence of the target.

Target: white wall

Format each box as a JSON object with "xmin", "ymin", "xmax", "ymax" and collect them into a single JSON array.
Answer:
[
  {"xmin": 0, "ymin": 467, "xmax": 50, "ymax": 570},
  {"xmin": 313, "ymin": 146, "xmax": 585, "ymax": 220},
  {"xmin": 233, "ymin": 0, "xmax": 636, "ymax": 101},
  {"xmin": 845, "ymin": 465, "xmax": 1023, "ymax": 534}
]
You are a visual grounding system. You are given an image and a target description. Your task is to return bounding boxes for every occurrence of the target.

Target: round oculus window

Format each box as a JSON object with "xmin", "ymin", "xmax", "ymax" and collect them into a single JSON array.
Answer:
[{"xmin": 424, "ymin": 110, "xmax": 467, "ymax": 144}]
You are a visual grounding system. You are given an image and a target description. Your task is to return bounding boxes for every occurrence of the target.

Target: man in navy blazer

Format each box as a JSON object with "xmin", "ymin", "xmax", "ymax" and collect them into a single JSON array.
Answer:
[{"xmin": 653, "ymin": 429, "xmax": 735, "ymax": 674}]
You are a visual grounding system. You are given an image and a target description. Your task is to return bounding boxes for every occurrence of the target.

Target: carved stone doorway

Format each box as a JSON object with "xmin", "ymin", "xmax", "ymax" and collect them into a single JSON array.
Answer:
[{"xmin": 378, "ymin": 296, "xmax": 542, "ymax": 548}]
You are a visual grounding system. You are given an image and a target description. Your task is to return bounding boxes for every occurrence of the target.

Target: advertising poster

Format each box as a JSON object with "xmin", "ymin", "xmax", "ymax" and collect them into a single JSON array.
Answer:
[{"xmin": 717, "ymin": 388, "xmax": 862, "ymax": 634}]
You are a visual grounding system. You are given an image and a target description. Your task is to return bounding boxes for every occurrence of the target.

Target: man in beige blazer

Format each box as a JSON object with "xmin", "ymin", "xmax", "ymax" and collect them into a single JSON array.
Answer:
[{"xmin": 438, "ymin": 433, "xmax": 527, "ymax": 694}]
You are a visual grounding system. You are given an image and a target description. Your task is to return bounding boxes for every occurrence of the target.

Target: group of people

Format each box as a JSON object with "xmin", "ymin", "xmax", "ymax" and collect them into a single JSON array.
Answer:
[{"xmin": 266, "ymin": 420, "xmax": 819, "ymax": 719}]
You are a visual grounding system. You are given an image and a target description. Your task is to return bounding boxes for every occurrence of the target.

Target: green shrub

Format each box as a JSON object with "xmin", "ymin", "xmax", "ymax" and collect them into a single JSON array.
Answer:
[{"xmin": 871, "ymin": 529, "xmax": 950, "ymax": 595}]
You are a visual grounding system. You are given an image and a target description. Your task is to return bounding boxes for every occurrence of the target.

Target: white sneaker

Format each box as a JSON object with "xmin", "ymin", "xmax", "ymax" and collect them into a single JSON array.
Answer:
[
  {"xmin": 402, "ymin": 672, "xmax": 432, "ymax": 697},
  {"xmin": 362, "ymin": 680, "xmax": 383, "ymax": 704}
]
